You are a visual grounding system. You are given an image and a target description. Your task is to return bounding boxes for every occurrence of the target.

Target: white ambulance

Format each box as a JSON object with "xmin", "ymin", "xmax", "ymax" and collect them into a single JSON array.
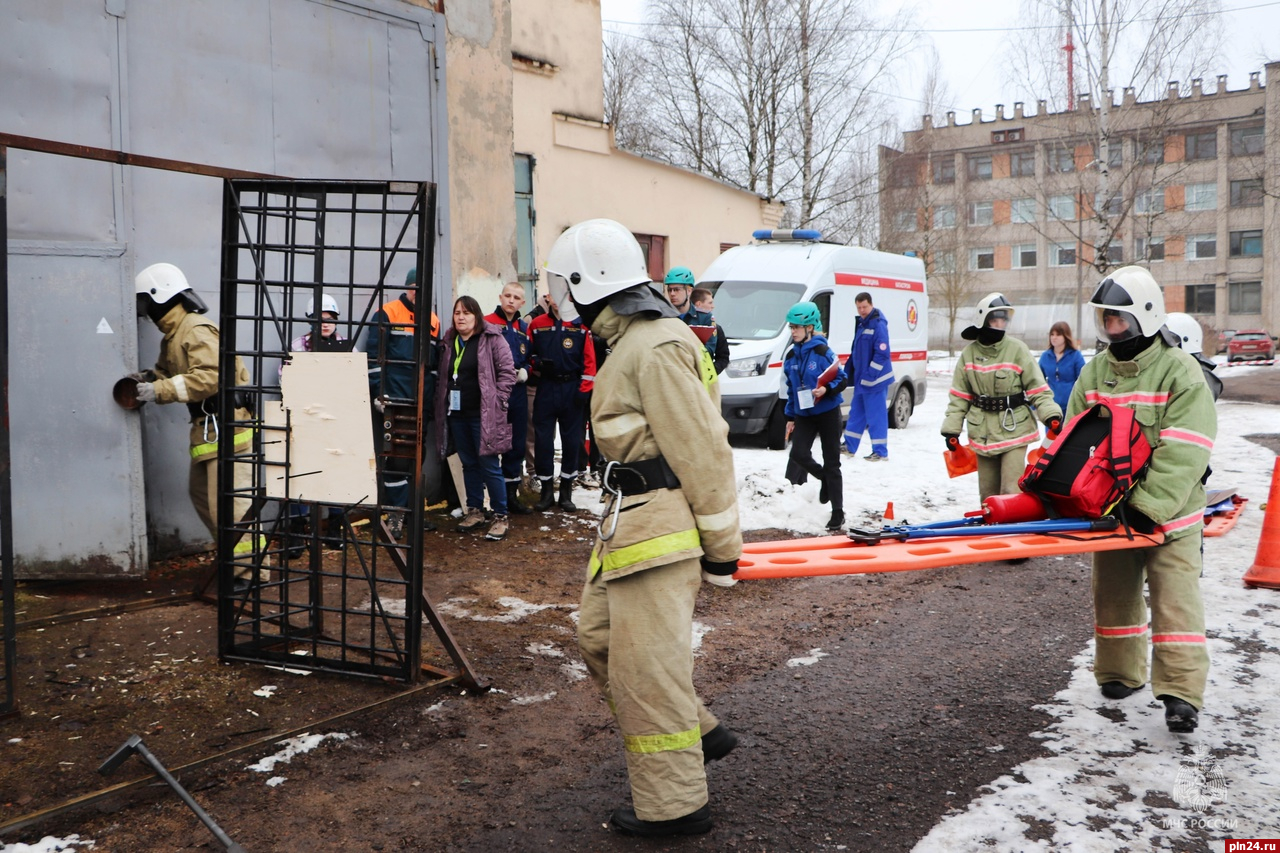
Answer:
[{"xmin": 701, "ymin": 230, "xmax": 928, "ymax": 449}]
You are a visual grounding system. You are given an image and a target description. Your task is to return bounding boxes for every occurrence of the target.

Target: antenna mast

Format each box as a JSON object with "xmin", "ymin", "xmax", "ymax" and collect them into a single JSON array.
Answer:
[{"xmin": 1063, "ymin": 0, "xmax": 1076, "ymax": 109}]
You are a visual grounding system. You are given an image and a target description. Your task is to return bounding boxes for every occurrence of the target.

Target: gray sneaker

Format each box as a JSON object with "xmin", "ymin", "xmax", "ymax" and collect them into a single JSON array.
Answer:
[
  {"xmin": 457, "ymin": 507, "xmax": 487, "ymax": 533},
  {"xmin": 485, "ymin": 514, "xmax": 509, "ymax": 541},
  {"xmin": 864, "ymin": 453, "xmax": 887, "ymax": 462}
]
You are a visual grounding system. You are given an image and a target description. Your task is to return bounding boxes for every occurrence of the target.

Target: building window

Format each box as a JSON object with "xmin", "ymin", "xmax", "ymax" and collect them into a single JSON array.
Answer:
[
  {"xmin": 515, "ymin": 154, "xmax": 538, "ymax": 292},
  {"xmin": 1010, "ymin": 150, "xmax": 1035, "ymax": 177},
  {"xmin": 1230, "ymin": 229, "xmax": 1263, "ymax": 257},
  {"xmin": 1229, "ymin": 281, "xmax": 1263, "ymax": 314},
  {"xmin": 1012, "ymin": 243, "xmax": 1037, "ymax": 268},
  {"xmin": 1102, "ymin": 243, "xmax": 1124, "ymax": 264},
  {"xmin": 967, "ymin": 154, "xmax": 993, "ymax": 181},
  {"xmin": 1185, "ymin": 182, "xmax": 1217, "ymax": 211},
  {"xmin": 1010, "ymin": 197, "xmax": 1036, "ymax": 224},
  {"xmin": 1186, "ymin": 233, "xmax": 1216, "ymax": 260},
  {"xmin": 1185, "ymin": 284, "xmax": 1215, "ymax": 314},
  {"xmin": 1135, "ymin": 188, "xmax": 1164, "ymax": 215},
  {"xmin": 1095, "ymin": 141, "xmax": 1123, "ymax": 169},
  {"xmin": 933, "ymin": 250, "xmax": 957, "ymax": 273},
  {"xmin": 1141, "ymin": 140, "xmax": 1165, "ymax": 164},
  {"xmin": 968, "ymin": 200, "xmax": 993, "ymax": 226},
  {"xmin": 720, "ymin": 242, "xmax": 739, "ymax": 253},
  {"xmin": 933, "ymin": 205, "xmax": 956, "ymax": 229},
  {"xmin": 1230, "ymin": 178, "xmax": 1264, "ymax": 208},
  {"xmin": 1136, "ymin": 236, "xmax": 1165, "ymax": 261},
  {"xmin": 1049, "ymin": 194, "xmax": 1074, "ymax": 220},
  {"xmin": 1051, "ymin": 242, "xmax": 1076, "ymax": 266},
  {"xmin": 889, "ymin": 158, "xmax": 919, "ymax": 187},
  {"xmin": 894, "ymin": 210, "xmax": 917, "ymax": 233},
  {"xmin": 1049, "ymin": 145, "xmax": 1075, "ymax": 173},
  {"xmin": 1230, "ymin": 125, "xmax": 1264, "ymax": 156},
  {"xmin": 1095, "ymin": 193, "xmax": 1123, "ymax": 217},
  {"xmin": 970, "ymin": 247, "xmax": 995, "ymax": 270},
  {"xmin": 1186, "ymin": 130, "xmax": 1217, "ymax": 160},
  {"xmin": 932, "ymin": 155, "xmax": 956, "ymax": 184}
]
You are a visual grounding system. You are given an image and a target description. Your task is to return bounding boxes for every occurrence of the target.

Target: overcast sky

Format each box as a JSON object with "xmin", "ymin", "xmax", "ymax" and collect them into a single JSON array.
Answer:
[{"xmin": 600, "ymin": 0, "xmax": 1280, "ymax": 129}]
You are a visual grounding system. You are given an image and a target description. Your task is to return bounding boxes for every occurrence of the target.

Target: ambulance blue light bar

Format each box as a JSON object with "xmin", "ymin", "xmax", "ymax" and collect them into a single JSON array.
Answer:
[{"xmin": 752, "ymin": 229, "xmax": 823, "ymax": 242}]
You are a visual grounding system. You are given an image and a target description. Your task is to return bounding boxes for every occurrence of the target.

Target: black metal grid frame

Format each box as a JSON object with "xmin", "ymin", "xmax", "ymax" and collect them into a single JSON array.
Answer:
[{"xmin": 217, "ymin": 179, "xmax": 441, "ymax": 682}]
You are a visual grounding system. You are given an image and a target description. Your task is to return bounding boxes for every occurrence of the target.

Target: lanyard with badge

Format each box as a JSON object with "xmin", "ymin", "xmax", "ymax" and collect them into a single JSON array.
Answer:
[{"xmin": 450, "ymin": 336, "xmax": 465, "ymax": 412}]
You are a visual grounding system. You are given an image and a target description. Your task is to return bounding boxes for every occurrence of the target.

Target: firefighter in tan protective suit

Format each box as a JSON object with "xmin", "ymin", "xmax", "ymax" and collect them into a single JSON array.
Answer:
[
  {"xmin": 125, "ymin": 263, "xmax": 259, "ymax": 588},
  {"xmin": 545, "ymin": 219, "xmax": 742, "ymax": 838}
]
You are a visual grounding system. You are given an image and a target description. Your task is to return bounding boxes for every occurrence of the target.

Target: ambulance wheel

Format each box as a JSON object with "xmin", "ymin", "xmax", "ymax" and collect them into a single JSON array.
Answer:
[
  {"xmin": 888, "ymin": 384, "xmax": 913, "ymax": 429},
  {"xmin": 766, "ymin": 404, "xmax": 788, "ymax": 450}
]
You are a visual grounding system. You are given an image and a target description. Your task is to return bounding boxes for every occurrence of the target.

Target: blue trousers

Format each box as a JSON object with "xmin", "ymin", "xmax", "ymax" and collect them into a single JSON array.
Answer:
[
  {"xmin": 449, "ymin": 415, "xmax": 507, "ymax": 514},
  {"xmin": 533, "ymin": 380, "xmax": 584, "ymax": 482},
  {"xmin": 501, "ymin": 384, "xmax": 529, "ymax": 483},
  {"xmin": 843, "ymin": 385, "xmax": 889, "ymax": 457}
]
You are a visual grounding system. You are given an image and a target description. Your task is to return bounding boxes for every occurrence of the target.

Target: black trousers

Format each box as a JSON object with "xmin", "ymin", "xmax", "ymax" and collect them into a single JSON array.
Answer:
[{"xmin": 786, "ymin": 406, "xmax": 844, "ymax": 512}]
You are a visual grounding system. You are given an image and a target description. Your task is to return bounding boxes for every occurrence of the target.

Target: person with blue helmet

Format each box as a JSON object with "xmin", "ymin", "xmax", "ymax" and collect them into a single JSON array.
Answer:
[
  {"xmin": 782, "ymin": 301, "xmax": 849, "ymax": 531},
  {"xmin": 842, "ymin": 291, "xmax": 893, "ymax": 461}
]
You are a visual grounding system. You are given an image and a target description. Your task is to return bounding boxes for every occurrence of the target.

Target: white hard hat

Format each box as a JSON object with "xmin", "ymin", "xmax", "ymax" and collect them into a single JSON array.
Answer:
[
  {"xmin": 1089, "ymin": 266, "xmax": 1166, "ymax": 343},
  {"xmin": 1164, "ymin": 312, "xmax": 1203, "ymax": 354},
  {"xmin": 544, "ymin": 218, "xmax": 651, "ymax": 321},
  {"xmin": 975, "ymin": 292, "xmax": 1014, "ymax": 327},
  {"xmin": 135, "ymin": 262, "xmax": 193, "ymax": 305},
  {"xmin": 307, "ymin": 294, "xmax": 340, "ymax": 318}
]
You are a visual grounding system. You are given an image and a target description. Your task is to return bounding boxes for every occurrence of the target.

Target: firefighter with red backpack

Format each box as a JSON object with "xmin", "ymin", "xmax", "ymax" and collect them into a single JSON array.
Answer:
[
  {"xmin": 1069, "ymin": 266, "xmax": 1216, "ymax": 734},
  {"xmin": 942, "ymin": 293, "xmax": 1062, "ymax": 501}
]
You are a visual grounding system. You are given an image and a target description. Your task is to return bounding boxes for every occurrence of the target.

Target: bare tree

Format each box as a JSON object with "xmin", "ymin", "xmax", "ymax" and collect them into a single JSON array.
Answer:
[{"xmin": 603, "ymin": 34, "xmax": 663, "ymax": 159}]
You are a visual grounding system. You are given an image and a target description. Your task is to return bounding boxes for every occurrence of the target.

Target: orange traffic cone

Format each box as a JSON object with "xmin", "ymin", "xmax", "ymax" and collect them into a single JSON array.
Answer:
[
  {"xmin": 884, "ymin": 501, "xmax": 895, "ymax": 521},
  {"xmin": 1244, "ymin": 458, "xmax": 1280, "ymax": 590}
]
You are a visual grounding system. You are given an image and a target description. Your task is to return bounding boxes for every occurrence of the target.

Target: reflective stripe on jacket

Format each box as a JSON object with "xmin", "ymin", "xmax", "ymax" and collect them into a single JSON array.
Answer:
[
  {"xmin": 587, "ymin": 307, "xmax": 741, "ymax": 580},
  {"xmin": 852, "ymin": 308, "xmax": 893, "ymax": 390},
  {"xmin": 1067, "ymin": 337, "xmax": 1216, "ymax": 540},
  {"xmin": 783, "ymin": 334, "xmax": 846, "ymax": 419},
  {"xmin": 942, "ymin": 336, "xmax": 1061, "ymax": 457}
]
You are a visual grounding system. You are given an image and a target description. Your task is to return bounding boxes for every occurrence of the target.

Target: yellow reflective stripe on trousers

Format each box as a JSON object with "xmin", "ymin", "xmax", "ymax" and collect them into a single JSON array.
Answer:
[
  {"xmin": 191, "ymin": 428, "xmax": 254, "ymax": 461},
  {"xmin": 589, "ymin": 528, "xmax": 700, "ymax": 576},
  {"xmin": 623, "ymin": 723, "xmax": 701, "ymax": 755},
  {"xmin": 232, "ymin": 534, "xmax": 264, "ymax": 555}
]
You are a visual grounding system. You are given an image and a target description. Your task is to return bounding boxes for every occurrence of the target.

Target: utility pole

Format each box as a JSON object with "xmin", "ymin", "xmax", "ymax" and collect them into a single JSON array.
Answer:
[
  {"xmin": 1096, "ymin": 0, "xmax": 1113, "ymax": 277},
  {"xmin": 1063, "ymin": 0, "xmax": 1075, "ymax": 110}
]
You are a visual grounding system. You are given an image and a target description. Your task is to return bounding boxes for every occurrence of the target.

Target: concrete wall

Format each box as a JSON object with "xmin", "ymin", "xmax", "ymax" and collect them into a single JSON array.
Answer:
[
  {"xmin": 441, "ymin": 0, "xmax": 517, "ymax": 309},
  {"xmin": 511, "ymin": 0, "xmax": 782, "ymax": 286}
]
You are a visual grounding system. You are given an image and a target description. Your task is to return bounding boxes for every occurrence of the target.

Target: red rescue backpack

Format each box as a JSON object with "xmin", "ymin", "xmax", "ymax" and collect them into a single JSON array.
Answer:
[{"xmin": 1018, "ymin": 402, "xmax": 1153, "ymax": 519}]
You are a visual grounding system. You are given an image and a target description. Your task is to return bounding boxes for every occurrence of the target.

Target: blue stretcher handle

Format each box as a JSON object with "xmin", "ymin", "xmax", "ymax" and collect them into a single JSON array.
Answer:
[{"xmin": 882, "ymin": 517, "xmax": 1116, "ymax": 541}]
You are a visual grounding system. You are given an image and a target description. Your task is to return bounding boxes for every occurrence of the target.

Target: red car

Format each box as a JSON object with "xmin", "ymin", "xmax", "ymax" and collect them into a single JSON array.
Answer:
[{"xmin": 1226, "ymin": 329, "xmax": 1276, "ymax": 362}]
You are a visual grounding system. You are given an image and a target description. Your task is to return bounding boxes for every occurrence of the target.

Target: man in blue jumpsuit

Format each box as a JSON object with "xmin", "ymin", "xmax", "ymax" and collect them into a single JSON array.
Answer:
[
  {"xmin": 485, "ymin": 282, "xmax": 534, "ymax": 514},
  {"xmin": 529, "ymin": 300, "xmax": 596, "ymax": 512},
  {"xmin": 842, "ymin": 291, "xmax": 893, "ymax": 461}
]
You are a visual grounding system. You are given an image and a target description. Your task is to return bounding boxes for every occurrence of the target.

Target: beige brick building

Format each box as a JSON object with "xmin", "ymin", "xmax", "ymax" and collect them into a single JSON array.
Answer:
[{"xmin": 880, "ymin": 63, "xmax": 1280, "ymax": 350}]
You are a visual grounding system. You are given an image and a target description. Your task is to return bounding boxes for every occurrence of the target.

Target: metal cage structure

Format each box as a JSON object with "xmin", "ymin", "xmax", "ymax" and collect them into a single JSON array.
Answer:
[{"xmin": 216, "ymin": 179, "xmax": 478, "ymax": 685}]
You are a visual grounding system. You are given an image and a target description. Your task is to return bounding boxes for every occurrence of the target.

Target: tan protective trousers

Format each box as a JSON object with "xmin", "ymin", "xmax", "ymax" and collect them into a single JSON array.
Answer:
[
  {"xmin": 1092, "ymin": 532, "xmax": 1208, "ymax": 709},
  {"xmin": 578, "ymin": 557, "xmax": 718, "ymax": 821},
  {"xmin": 977, "ymin": 448, "xmax": 1028, "ymax": 502},
  {"xmin": 190, "ymin": 454, "xmax": 259, "ymax": 579}
]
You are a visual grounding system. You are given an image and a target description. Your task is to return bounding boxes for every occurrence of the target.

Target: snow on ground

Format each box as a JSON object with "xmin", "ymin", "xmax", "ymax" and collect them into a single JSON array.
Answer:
[{"xmin": 719, "ymin": 356, "xmax": 1280, "ymax": 850}]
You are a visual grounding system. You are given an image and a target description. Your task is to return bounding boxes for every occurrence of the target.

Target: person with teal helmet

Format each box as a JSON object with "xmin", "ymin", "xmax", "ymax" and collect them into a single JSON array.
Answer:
[
  {"xmin": 664, "ymin": 265, "xmax": 725, "ymax": 372},
  {"xmin": 782, "ymin": 301, "xmax": 849, "ymax": 531}
]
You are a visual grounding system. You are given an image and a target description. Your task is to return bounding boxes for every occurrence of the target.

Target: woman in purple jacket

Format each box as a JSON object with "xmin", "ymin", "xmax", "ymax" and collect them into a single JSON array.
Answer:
[{"xmin": 435, "ymin": 295, "xmax": 517, "ymax": 541}]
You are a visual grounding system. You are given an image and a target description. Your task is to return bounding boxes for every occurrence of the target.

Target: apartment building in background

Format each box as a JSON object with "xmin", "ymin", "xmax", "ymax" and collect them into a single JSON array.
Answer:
[{"xmin": 880, "ymin": 63, "xmax": 1280, "ymax": 349}]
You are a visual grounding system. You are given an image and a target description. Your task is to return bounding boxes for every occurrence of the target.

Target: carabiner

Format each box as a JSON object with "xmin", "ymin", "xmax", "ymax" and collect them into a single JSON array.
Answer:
[
  {"xmin": 598, "ymin": 460, "xmax": 624, "ymax": 542},
  {"xmin": 1000, "ymin": 405, "xmax": 1017, "ymax": 432},
  {"xmin": 203, "ymin": 412, "xmax": 220, "ymax": 444}
]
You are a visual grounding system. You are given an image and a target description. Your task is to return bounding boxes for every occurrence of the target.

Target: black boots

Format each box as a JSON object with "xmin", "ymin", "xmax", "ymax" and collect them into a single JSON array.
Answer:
[
  {"xmin": 535, "ymin": 479, "xmax": 556, "ymax": 512},
  {"xmin": 285, "ymin": 516, "xmax": 308, "ymax": 559},
  {"xmin": 825, "ymin": 510, "xmax": 845, "ymax": 532},
  {"xmin": 507, "ymin": 482, "xmax": 532, "ymax": 515},
  {"xmin": 1161, "ymin": 695, "xmax": 1200, "ymax": 732},
  {"xmin": 701, "ymin": 724, "xmax": 738, "ymax": 763},
  {"xmin": 1100, "ymin": 681, "xmax": 1143, "ymax": 700},
  {"xmin": 558, "ymin": 479, "xmax": 578, "ymax": 512},
  {"xmin": 610, "ymin": 804, "xmax": 712, "ymax": 837}
]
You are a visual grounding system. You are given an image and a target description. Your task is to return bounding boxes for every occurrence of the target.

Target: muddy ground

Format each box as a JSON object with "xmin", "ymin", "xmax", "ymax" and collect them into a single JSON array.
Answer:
[{"xmin": 9, "ymin": 367, "xmax": 1274, "ymax": 853}]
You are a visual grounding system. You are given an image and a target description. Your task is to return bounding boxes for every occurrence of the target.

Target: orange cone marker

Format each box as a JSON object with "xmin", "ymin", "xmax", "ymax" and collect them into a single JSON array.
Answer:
[
  {"xmin": 884, "ymin": 501, "xmax": 894, "ymax": 521},
  {"xmin": 1244, "ymin": 458, "xmax": 1280, "ymax": 590}
]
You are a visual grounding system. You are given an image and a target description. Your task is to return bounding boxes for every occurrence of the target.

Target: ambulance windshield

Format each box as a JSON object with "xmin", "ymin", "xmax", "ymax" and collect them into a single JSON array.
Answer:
[{"xmin": 703, "ymin": 281, "xmax": 807, "ymax": 340}]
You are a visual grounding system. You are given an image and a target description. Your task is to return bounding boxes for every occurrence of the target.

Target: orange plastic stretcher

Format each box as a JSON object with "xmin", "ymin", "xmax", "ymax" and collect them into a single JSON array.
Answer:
[
  {"xmin": 1204, "ymin": 496, "xmax": 1247, "ymax": 538},
  {"xmin": 734, "ymin": 528, "xmax": 1165, "ymax": 581}
]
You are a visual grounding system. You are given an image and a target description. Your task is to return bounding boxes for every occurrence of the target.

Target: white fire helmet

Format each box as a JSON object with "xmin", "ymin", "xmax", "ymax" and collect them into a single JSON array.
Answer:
[
  {"xmin": 135, "ymin": 262, "xmax": 193, "ymax": 305},
  {"xmin": 975, "ymin": 292, "xmax": 1014, "ymax": 328},
  {"xmin": 1164, "ymin": 312, "xmax": 1203, "ymax": 355},
  {"xmin": 1089, "ymin": 265, "xmax": 1166, "ymax": 343},
  {"xmin": 307, "ymin": 294, "xmax": 340, "ymax": 319},
  {"xmin": 544, "ymin": 218, "xmax": 651, "ymax": 321}
]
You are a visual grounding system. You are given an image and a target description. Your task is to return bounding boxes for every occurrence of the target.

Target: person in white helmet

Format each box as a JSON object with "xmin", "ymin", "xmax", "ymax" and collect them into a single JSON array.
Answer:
[
  {"xmin": 123, "ymin": 262, "xmax": 261, "ymax": 590},
  {"xmin": 1164, "ymin": 312, "xmax": 1222, "ymax": 401},
  {"xmin": 547, "ymin": 219, "xmax": 742, "ymax": 838},
  {"xmin": 1069, "ymin": 266, "xmax": 1217, "ymax": 733}
]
